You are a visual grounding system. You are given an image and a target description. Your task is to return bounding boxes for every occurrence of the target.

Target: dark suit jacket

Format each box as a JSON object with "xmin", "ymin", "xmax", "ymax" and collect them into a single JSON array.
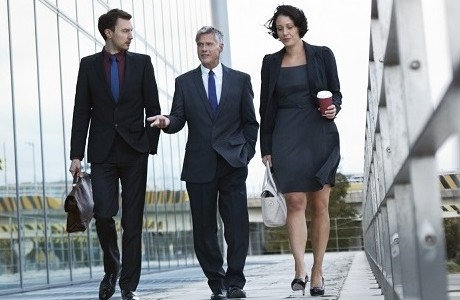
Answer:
[
  {"xmin": 70, "ymin": 50, "xmax": 161, "ymax": 162},
  {"xmin": 259, "ymin": 42, "xmax": 342, "ymax": 156},
  {"xmin": 165, "ymin": 64, "xmax": 259, "ymax": 183}
]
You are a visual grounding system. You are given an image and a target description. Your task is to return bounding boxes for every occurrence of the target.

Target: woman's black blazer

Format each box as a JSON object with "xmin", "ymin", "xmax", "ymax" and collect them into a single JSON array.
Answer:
[{"xmin": 259, "ymin": 41, "xmax": 342, "ymax": 156}]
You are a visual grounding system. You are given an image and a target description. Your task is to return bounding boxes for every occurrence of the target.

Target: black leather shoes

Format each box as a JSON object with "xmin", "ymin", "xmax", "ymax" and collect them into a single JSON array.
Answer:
[
  {"xmin": 99, "ymin": 273, "xmax": 118, "ymax": 300},
  {"xmin": 310, "ymin": 277, "xmax": 325, "ymax": 296},
  {"xmin": 210, "ymin": 289, "xmax": 226, "ymax": 300},
  {"xmin": 291, "ymin": 275, "xmax": 308, "ymax": 296},
  {"xmin": 121, "ymin": 290, "xmax": 140, "ymax": 300},
  {"xmin": 227, "ymin": 286, "xmax": 246, "ymax": 298}
]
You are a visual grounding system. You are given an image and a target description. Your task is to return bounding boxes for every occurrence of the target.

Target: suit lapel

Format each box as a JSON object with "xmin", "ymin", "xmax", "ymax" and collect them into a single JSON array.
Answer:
[
  {"xmin": 121, "ymin": 52, "xmax": 135, "ymax": 102},
  {"xmin": 216, "ymin": 65, "xmax": 231, "ymax": 117},
  {"xmin": 94, "ymin": 53, "xmax": 112, "ymax": 99},
  {"xmin": 118, "ymin": 51, "xmax": 136, "ymax": 102},
  {"xmin": 304, "ymin": 42, "xmax": 321, "ymax": 94},
  {"xmin": 268, "ymin": 43, "xmax": 321, "ymax": 96},
  {"xmin": 191, "ymin": 67, "xmax": 215, "ymax": 119}
]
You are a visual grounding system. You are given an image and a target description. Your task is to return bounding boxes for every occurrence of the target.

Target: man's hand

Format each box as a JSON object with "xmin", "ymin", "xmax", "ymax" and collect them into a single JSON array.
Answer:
[
  {"xmin": 147, "ymin": 115, "xmax": 170, "ymax": 129},
  {"xmin": 69, "ymin": 159, "xmax": 82, "ymax": 178}
]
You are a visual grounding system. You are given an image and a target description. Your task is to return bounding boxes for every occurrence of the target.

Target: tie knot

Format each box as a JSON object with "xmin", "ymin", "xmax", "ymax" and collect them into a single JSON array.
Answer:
[
  {"xmin": 209, "ymin": 70, "xmax": 214, "ymax": 76},
  {"xmin": 110, "ymin": 55, "xmax": 117, "ymax": 62}
]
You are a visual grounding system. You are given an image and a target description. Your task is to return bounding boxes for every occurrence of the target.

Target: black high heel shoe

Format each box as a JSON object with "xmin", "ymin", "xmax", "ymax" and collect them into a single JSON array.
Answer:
[
  {"xmin": 291, "ymin": 275, "xmax": 309, "ymax": 296},
  {"xmin": 310, "ymin": 277, "xmax": 325, "ymax": 296}
]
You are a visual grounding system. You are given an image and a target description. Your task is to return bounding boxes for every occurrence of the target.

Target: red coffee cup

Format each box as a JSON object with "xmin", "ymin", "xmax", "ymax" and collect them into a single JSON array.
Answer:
[{"xmin": 317, "ymin": 90, "xmax": 333, "ymax": 116}]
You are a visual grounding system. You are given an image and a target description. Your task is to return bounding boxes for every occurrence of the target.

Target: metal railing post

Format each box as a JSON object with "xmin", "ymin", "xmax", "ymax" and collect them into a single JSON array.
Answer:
[{"xmin": 364, "ymin": 0, "xmax": 459, "ymax": 298}]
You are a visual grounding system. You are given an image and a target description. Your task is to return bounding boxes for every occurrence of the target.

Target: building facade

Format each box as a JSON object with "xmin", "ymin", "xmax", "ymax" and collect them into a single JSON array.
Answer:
[{"xmin": 0, "ymin": 0, "xmax": 213, "ymax": 293}]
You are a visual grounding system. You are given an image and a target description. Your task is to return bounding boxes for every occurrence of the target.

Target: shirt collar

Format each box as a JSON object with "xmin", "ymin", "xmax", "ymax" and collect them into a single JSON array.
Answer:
[
  {"xmin": 201, "ymin": 63, "xmax": 222, "ymax": 77},
  {"xmin": 103, "ymin": 47, "xmax": 126, "ymax": 61}
]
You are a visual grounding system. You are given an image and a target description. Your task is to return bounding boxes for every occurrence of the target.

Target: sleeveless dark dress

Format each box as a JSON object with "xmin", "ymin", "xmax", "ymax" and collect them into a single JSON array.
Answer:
[{"xmin": 272, "ymin": 65, "xmax": 340, "ymax": 192}]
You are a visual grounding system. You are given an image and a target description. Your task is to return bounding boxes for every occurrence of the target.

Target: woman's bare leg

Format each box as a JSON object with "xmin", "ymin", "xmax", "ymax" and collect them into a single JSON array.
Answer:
[
  {"xmin": 285, "ymin": 192, "xmax": 308, "ymax": 279},
  {"xmin": 308, "ymin": 185, "xmax": 331, "ymax": 287}
]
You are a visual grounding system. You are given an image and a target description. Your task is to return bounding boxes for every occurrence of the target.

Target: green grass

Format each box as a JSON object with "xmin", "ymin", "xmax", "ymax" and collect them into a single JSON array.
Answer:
[{"xmin": 447, "ymin": 261, "xmax": 460, "ymax": 273}]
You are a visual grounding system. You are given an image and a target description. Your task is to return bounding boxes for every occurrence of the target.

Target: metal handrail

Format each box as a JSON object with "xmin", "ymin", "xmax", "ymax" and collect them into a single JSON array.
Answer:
[{"xmin": 363, "ymin": 0, "xmax": 460, "ymax": 299}]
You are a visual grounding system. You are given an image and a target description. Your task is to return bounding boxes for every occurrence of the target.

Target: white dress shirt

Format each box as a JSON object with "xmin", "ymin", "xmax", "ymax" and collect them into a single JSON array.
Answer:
[{"xmin": 201, "ymin": 63, "xmax": 223, "ymax": 104}]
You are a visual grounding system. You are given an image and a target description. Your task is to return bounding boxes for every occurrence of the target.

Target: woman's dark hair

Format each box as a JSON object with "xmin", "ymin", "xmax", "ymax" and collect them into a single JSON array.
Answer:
[
  {"xmin": 265, "ymin": 5, "xmax": 308, "ymax": 39},
  {"xmin": 98, "ymin": 9, "xmax": 132, "ymax": 40}
]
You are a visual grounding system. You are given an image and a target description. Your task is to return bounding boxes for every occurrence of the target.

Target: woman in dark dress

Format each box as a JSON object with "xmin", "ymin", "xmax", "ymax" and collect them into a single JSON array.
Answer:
[{"xmin": 259, "ymin": 5, "xmax": 342, "ymax": 297}]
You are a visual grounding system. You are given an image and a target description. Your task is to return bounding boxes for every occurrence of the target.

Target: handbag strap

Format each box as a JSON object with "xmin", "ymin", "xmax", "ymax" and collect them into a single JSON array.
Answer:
[
  {"xmin": 263, "ymin": 161, "xmax": 287, "ymax": 215},
  {"xmin": 263, "ymin": 161, "xmax": 270, "ymax": 188},
  {"xmin": 264, "ymin": 161, "xmax": 279, "ymax": 193}
]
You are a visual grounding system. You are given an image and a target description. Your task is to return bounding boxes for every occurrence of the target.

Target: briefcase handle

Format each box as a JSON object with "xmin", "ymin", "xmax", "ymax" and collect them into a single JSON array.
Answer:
[{"xmin": 72, "ymin": 174, "xmax": 82, "ymax": 187}]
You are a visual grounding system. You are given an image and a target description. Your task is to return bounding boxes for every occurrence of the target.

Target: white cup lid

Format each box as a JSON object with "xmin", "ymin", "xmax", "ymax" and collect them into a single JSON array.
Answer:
[{"xmin": 317, "ymin": 90, "xmax": 332, "ymax": 98}]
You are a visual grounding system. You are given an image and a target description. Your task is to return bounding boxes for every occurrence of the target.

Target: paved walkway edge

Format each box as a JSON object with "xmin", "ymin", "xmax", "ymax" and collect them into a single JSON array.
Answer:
[{"xmin": 338, "ymin": 251, "xmax": 384, "ymax": 299}]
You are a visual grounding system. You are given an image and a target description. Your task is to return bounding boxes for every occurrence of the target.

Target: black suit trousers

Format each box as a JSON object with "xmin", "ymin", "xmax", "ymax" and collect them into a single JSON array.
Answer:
[
  {"xmin": 91, "ymin": 134, "xmax": 148, "ymax": 291},
  {"xmin": 186, "ymin": 155, "xmax": 249, "ymax": 292}
]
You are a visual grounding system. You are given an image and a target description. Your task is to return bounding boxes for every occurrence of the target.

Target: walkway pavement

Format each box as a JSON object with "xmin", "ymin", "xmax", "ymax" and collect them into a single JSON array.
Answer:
[{"xmin": 4, "ymin": 251, "xmax": 386, "ymax": 300}]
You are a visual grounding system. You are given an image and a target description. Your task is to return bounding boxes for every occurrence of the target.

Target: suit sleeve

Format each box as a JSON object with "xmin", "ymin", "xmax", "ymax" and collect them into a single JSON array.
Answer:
[
  {"xmin": 322, "ymin": 46, "xmax": 342, "ymax": 114},
  {"xmin": 259, "ymin": 55, "xmax": 273, "ymax": 157},
  {"xmin": 164, "ymin": 78, "xmax": 187, "ymax": 134},
  {"xmin": 143, "ymin": 55, "xmax": 161, "ymax": 154},
  {"xmin": 70, "ymin": 58, "xmax": 91, "ymax": 160},
  {"xmin": 241, "ymin": 73, "xmax": 259, "ymax": 162}
]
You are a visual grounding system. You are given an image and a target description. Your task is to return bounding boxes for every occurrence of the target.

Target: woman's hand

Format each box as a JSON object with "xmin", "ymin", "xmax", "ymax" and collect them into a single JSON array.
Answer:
[
  {"xmin": 322, "ymin": 105, "xmax": 337, "ymax": 119},
  {"xmin": 262, "ymin": 155, "xmax": 272, "ymax": 166}
]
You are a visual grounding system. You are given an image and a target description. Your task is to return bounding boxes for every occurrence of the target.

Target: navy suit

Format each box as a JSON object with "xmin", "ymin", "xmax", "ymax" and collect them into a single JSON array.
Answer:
[
  {"xmin": 164, "ymin": 64, "xmax": 259, "ymax": 292},
  {"xmin": 70, "ymin": 50, "xmax": 160, "ymax": 291}
]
